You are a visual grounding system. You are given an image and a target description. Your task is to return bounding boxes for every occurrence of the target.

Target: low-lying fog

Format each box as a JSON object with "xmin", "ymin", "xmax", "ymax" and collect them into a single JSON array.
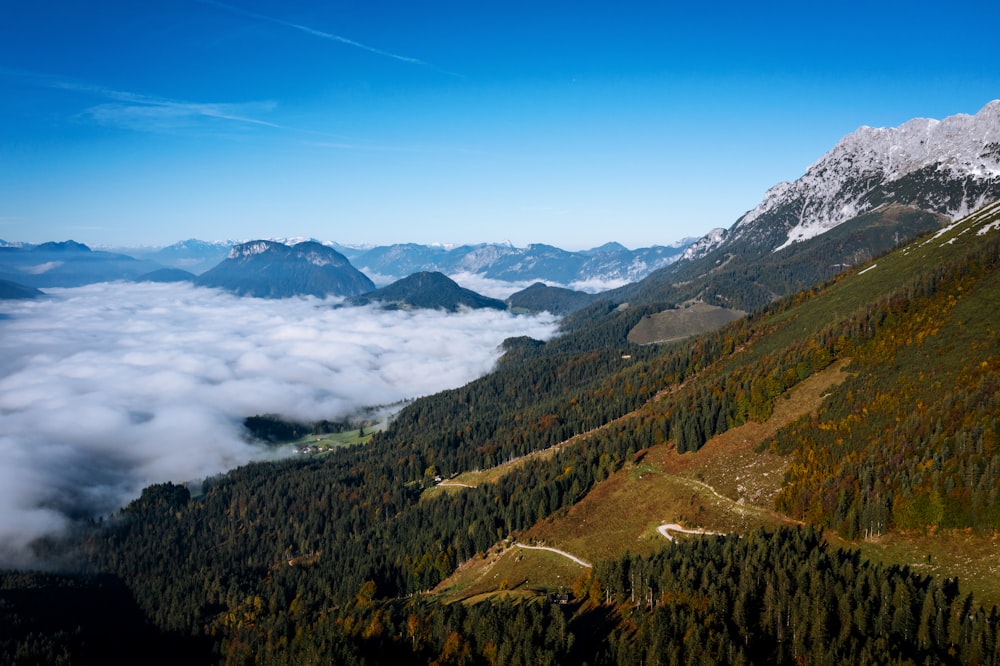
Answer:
[{"xmin": 0, "ymin": 282, "xmax": 559, "ymax": 566}]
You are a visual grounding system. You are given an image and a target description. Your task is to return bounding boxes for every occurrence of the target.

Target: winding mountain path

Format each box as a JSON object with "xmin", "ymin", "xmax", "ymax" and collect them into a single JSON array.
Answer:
[
  {"xmin": 514, "ymin": 542, "xmax": 592, "ymax": 568},
  {"xmin": 657, "ymin": 523, "xmax": 723, "ymax": 542}
]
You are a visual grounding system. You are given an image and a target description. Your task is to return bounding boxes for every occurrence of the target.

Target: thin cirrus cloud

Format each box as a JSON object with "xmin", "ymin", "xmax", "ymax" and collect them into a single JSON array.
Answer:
[
  {"xmin": 54, "ymin": 80, "xmax": 285, "ymax": 133},
  {"xmin": 198, "ymin": 0, "xmax": 461, "ymax": 77},
  {"xmin": 0, "ymin": 68, "xmax": 287, "ymax": 134},
  {"xmin": 4, "ymin": 67, "xmax": 452, "ymax": 152},
  {"xmin": 0, "ymin": 281, "xmax": 559, "ymax": 567}
]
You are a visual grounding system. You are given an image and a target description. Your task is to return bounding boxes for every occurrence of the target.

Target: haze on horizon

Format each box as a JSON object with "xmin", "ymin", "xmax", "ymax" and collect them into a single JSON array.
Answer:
[{"xmin": 1, "ymin": 1, "xmax": 998, "ymax": 251}]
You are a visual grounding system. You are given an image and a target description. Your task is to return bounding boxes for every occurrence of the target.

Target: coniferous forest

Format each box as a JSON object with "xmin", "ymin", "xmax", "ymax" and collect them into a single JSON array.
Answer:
[{"xmin": 3, "ymin": 203, "xmax": 1000, "ymax": 664}]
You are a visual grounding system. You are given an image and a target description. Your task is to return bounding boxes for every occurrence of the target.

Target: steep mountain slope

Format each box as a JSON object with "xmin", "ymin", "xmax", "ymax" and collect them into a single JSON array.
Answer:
[
  {"xmin": 743, "ymin": 100, "xmax": 1000, "ymax": 252},
  {"xmin": 194, "ymin": 240, "xmax": 374, "ymax": 298},
  {"xmin": 424, "ymin": 198, "xmax": 1000, "ymax": 603},
  {"xmin": 618, "ymin": 101, "xmax": 1000, "ymax": 311},
  {"xmin": 634, "ymin": 204, "xmax": 946, "ymax": 310},
  {"xmin": 349, "ymin": 271, "xmax": 507, "ymax": 311},
  {"xmin": 762, "ymin": 199, "xmax": 1000, "ymax": 536}
]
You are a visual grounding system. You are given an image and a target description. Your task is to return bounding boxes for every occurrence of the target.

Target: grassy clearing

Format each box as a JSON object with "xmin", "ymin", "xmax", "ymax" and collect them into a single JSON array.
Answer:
[
  {"xmin": 667, "ymin": 360, "xmax": 851, "ymax": 501},
  {"xmin": 527, "ymin": 452, "xmax": 791, "ymax": 561},
  {"xmin": 433, "ymin": 542, "xmax": 587, "ymax": 604},
  {"xmin": 837, "ymin": 530, "xmax": 1000, "ymax": 608},
  {"xmin": 288, "ymin": 427, "xmax": 375, "ymax": 453},
  {"xmin": 420, "ymin": 438, "xmax": 582, "ymax": 500},
  {"xmin": 627, "ymin": 302, "xmax": 745, "ymax": 345},
  {"xmin": 527, "ymin": 360, "xmax": 851, "ymax": 555}
]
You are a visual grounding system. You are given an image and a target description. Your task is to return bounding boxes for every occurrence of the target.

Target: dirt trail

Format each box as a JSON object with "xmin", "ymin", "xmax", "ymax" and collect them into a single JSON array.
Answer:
[
  {"xmin": 514, "ymin": 542, "xmax": 592, "ymax": 568},
  {"xmin": 437, "ymin": 481, "xmax": 477, "ymax": 488},
  {"xmin": 657, "ymin": 523, "xmax": 723, "ymax": 542}
]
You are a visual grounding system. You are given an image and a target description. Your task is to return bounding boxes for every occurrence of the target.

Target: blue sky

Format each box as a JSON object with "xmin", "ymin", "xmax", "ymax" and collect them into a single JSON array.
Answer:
[{"xmin": 1, "ymin": 1, "xmax": 998, "ymax": 250}]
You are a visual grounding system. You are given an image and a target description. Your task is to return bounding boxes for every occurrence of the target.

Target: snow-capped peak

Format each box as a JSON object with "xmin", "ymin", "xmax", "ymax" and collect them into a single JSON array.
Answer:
[
  {"xmin": 831, "ymin": 101, "xmax": 1000, "ymax": 182},
  {"xmin": 735, "ymin": 100, "xmax": 1000, "ymax": 252}
]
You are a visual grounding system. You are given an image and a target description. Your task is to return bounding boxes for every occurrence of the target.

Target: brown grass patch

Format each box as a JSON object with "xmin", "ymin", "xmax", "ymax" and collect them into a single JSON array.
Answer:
[
  {"xmin": 656, "ymin": 359, "xmax": 852, "ymax": 505},
  {"xmin": 826, "ymin": 529, "xmax": 1000, "ymax": 608},
  {"xmin": 628, "ymin": 302, "xmax": 746, "ymax": 345},
  {"xmin": 432, "ymin": 541, "xmax": 587, "ymax": 604}
]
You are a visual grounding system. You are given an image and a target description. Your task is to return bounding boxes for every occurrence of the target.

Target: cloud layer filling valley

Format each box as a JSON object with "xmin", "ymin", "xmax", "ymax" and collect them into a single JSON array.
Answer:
[{"xmin": 0, "ymin": 282, "xmax": 559, "ymax": 565}]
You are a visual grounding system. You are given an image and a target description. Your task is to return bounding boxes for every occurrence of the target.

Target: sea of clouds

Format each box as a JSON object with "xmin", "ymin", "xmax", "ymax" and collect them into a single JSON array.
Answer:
[{"xmin": 0, "ymin": 282, "xmax": 559, "ymax": 566}]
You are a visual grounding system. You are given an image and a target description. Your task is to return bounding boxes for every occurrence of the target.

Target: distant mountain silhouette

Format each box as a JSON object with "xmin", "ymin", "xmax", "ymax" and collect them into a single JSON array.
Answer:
[
  {"xmin": 0, "ymin": 241, "xmax": 162, "ymax": 288},
  {"xmin": 506, "ymin": 282, "xmax": 596, "ymax": 315},
  {"xmin": 147, "ymin": 239, "xmax": 233, "ymax": 275},
  {"xmin": 350, "ymin": 271, "xmax": 507, "ymax": 311},
  {"xmin": 0, "ymin": 279, "xmax": 44, "ymax": 299},
  {"xmin": 350, "ymin": 240, "xmax": 690, "ymax": 285}
]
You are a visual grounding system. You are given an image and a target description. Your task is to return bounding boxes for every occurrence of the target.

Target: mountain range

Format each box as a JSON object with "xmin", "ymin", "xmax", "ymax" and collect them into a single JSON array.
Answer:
[
  {"xmin": 338, "ymin": 240, "xmax": 690, "ymax": 286},
  {"xmin": 696, "ymin": 100, "xmax": 999, "ymax": 262},
  {"xmin": 0, "ymin": 240, "xmax": 162, "ymax": 289},
  {"xmin": 125, "ymin": 237, "xmax": 693, "ymax": 287},
  {"xmin": 0, "ymin": 236, "xmax": 692, "ymax": 299}
]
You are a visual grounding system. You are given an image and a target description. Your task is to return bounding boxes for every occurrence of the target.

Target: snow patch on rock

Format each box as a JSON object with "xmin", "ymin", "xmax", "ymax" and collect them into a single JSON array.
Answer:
[
  {"xmin": 681, "ymin": 228, "xmax": 727, "ymax": 261},
  {"xmin": 734, "ymin": 101, "xmax": 1000, "ymax": 252},
  {"xmin": 229, "ymin": 241, "xmax": 274, "ymax": 259}
]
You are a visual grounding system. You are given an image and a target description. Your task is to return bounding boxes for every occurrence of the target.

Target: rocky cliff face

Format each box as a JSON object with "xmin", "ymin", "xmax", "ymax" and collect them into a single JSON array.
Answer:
[
  {"xmin": 685, "ymin": 101, "xmax": 1000, "ymax": 261},
  {"xmin": 746, "ymin": 101, "xmax": 1000, "ymax": 251}
]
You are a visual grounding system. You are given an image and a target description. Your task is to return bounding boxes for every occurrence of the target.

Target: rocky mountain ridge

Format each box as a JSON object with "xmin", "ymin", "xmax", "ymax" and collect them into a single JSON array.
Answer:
[
  {"xmin": 608, "ymin": 101, "xmax": 1000, "ymax": 313},
  {"xmin": 722, "ymin": 100, "xmax": 1000, "ymax": 255}
]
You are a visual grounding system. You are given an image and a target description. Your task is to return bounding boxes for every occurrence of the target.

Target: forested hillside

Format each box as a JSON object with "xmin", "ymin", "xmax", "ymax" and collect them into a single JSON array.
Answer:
[
  {"xmin": 3, "ymin": 201, "xmax": 1000, "ymax": 664},
  {"xmin": 770, "ymin": 203, "xmax": 1000, "ymax": 536},
  {"xmin": 615, "ymin": 204, "xmax": 947, "ymax": 312}
]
